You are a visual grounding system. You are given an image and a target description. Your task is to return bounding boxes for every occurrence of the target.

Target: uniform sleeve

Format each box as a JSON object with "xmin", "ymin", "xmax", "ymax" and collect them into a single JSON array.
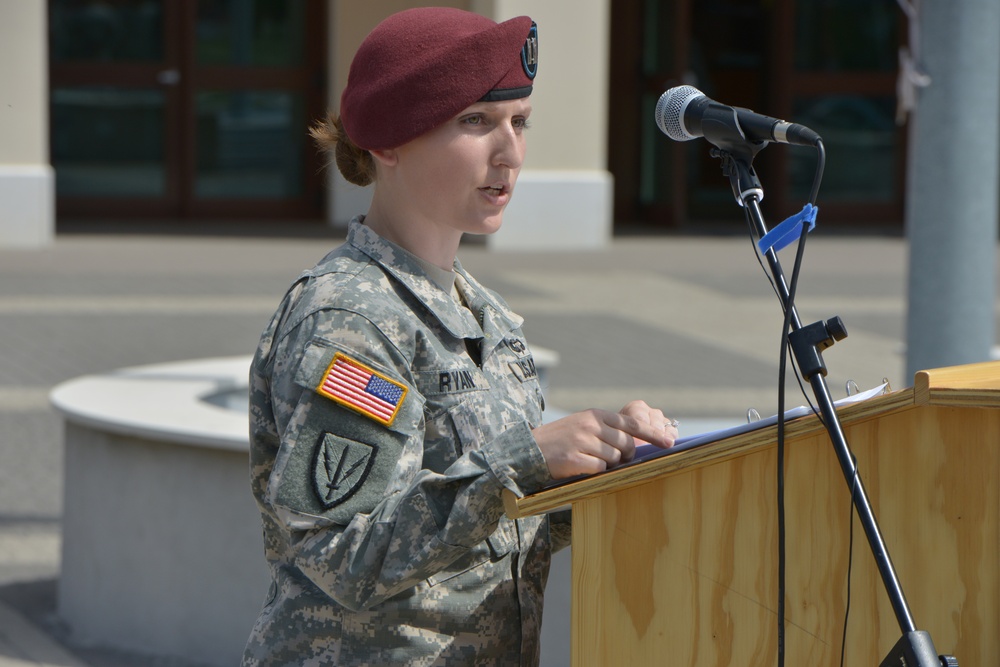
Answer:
[
  {"xmin": 548, "ymin": 508, "xmax": 572, "ymax": 553},
  {"xmin": 259, "ymin": 311, "xmax": 552, "ymax": 612}
]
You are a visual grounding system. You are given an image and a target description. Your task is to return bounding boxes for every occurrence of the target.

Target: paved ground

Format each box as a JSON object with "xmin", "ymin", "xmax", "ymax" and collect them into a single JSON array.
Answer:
[{"xmin": 0, "ymin": 220, "xmax": 971, "ymax": 666}]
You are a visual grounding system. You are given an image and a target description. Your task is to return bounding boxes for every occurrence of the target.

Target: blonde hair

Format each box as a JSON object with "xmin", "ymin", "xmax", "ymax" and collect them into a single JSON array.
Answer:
[{"xmin": 310, "ymin": 112, "xmax": 376, "ymax": 187}]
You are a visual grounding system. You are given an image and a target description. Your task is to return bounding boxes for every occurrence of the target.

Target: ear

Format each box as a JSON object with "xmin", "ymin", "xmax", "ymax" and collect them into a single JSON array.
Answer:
[{"xmin": 369, "ymin": 148, "xmax": 398, "ymax": 167}]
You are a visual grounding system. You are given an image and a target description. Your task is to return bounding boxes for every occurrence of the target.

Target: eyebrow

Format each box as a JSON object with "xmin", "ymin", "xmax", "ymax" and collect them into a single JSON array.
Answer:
[{"xmin": 468, "ymin": 101, "xmax": 532, "ymax": 114}]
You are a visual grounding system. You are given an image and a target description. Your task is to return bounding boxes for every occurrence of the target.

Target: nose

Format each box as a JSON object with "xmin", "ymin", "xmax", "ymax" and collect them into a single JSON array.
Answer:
[{"xmin": 492, "ymin": 122, "xmax": 525, "ymax": 170}]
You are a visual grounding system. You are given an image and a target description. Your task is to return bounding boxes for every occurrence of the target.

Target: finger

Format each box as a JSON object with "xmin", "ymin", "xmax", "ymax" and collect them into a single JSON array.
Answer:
[
  {"xmin": 557, "ymin": 450, "xmax": 611, "ymax": 478},
  {"xmin": 640, "ymin": 408, "xmax": 667, "ymax": 439},
  {"xmin": 561, "ymin": 442, "xmax": 622, "ymax": 474},
  {"xmin": 619, "ymin": 400, "xmax": 657, "ymax": 423},
  {"xmin": 592, "ymin": 416, "xmax": 640, "ymax": 462},
  {"xmin": 614, "ymin": 412, "xmax": 673, "ymax": 448},
  {"xmin": 661, "ymin": 418, "xmax": 680, "ymax": 447},
  {"xmin": 590, "ymin": 435, "xmax": 628, "ymax": 466}
]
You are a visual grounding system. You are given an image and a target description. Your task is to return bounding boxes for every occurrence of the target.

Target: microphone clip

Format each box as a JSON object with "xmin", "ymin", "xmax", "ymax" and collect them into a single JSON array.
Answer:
[
  {"xmin": 711, "ymin": 148, "xmax": 764, "ymax": 207},
  {"xmin": 700, "ymin": 101, "xmax": 770, "ymax": 162}
]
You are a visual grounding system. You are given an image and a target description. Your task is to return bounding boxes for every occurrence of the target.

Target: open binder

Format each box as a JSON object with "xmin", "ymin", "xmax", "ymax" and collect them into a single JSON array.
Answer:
[{"xmin": 632, "ymin": 382, "xmax": 889, "ymax": 464}]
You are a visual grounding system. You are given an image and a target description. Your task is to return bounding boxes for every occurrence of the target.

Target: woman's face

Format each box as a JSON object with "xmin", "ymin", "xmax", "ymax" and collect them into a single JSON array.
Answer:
[{"xmin": 385, "ymin": 97, "xmax": 531, "ymax": 238}]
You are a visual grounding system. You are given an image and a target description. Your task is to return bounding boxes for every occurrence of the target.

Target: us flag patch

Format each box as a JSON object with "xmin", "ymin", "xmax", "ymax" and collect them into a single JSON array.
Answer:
[{"xmin": 316, "ymin": 353, "xmax": 407, "ymax": 426}]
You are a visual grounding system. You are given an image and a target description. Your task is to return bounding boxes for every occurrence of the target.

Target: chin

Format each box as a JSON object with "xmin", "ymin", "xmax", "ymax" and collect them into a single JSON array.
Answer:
[{"xmin": 463, "ymin": 215, "xmax": 505, "ymax": 236}]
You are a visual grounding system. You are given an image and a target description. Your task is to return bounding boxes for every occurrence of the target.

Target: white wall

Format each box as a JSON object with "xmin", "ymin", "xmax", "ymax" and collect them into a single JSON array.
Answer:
[{"xmin": 0, "ymin": 1, "xmax": 54, "ymax": 247}]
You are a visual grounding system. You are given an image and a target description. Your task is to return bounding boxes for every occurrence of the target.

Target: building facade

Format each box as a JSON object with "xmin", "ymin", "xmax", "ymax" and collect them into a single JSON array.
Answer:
[{"xmin": 2, "ymin": 0, "xmax": 906, "ymax": 247}]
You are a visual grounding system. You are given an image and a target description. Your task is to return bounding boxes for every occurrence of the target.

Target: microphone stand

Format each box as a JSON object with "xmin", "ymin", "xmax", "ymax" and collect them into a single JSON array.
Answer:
[{"xmin": 709, "ymin": 147, "xmax": 956, "ymax": 667}]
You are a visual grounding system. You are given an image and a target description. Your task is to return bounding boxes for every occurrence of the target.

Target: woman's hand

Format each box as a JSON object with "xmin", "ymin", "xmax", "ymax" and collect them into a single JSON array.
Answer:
[
  {"xmin": 618, "ymin": 399, "xmax": 679, "ymax": 448},
  {"xmin": 532, "ymin": 400, "xmax": 678, "ymax": 480}
]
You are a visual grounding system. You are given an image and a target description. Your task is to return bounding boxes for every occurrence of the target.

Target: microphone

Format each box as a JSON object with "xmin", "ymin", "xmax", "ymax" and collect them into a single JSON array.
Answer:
[{"xmin": 654, "ymin": 85, "xmax": 821, "ymax": 147}]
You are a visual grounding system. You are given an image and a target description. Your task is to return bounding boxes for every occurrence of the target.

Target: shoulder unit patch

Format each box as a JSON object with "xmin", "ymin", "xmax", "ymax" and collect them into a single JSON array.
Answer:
[
  {"xmin": 313, "ymin": 433, "xmax": 377, "ymax": 509},
  {"xmin": 316, "ymin": 352, "xmax": 408, "ymax": 426}
]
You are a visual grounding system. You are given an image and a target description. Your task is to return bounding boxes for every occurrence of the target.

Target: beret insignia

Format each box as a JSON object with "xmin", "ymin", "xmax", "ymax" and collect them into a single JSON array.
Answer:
[{"xmin": 522, "ymin": 22, "xmax": 538, "ymax": 79}]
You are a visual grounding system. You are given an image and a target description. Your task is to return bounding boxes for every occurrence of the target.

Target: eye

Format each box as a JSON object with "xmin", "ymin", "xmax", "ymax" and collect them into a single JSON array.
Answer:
[
  {"xmin": 462, "ymin": 114, "xmax": 484, "ymax": 126},
  {"xmin": 513, "ymin": 117, "xmax": 531, "ymax": 130}
]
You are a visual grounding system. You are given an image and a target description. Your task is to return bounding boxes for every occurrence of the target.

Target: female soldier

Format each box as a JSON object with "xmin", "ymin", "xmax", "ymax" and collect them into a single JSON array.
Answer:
[{"xmin": 242, "ymin": 7, "xmax": 677, "ymax": 665}]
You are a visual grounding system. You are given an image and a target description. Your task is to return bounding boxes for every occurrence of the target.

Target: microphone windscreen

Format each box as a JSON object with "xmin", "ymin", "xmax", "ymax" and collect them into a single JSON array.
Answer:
[{"xmin": 654, "ymin": 85, "xmax": 704, "ymax": 141}]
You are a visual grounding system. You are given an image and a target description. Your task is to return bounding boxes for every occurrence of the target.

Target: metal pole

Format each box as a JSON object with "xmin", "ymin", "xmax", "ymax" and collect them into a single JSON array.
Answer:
[{"xmin": 905, "ymin": 0, "xmax": 1000, "ymax": 379}]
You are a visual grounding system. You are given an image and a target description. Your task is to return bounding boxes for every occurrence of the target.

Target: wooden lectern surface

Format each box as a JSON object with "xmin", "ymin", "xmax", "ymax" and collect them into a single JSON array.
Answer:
[{"xmin": 508, "ymin": 362, "xmax": 1000, "ymax": 666}]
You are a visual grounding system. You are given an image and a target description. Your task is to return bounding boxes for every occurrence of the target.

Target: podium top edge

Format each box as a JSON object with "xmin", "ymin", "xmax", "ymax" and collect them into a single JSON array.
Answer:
[{"xmin": 914, "ymin": 360, "xmax": 1000, "ymax": 406}]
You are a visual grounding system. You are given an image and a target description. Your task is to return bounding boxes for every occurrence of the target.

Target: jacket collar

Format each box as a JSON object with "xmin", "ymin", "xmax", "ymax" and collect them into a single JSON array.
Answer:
[{"xmin": 346, "ymin": 218, "xmax": 524, "ymax": 344}]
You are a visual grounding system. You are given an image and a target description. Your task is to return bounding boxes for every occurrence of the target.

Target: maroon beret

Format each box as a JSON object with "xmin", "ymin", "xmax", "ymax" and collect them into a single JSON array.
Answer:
[{"xmin": 340, "ymin": 7, "xmax": 538, "ymax": 151}]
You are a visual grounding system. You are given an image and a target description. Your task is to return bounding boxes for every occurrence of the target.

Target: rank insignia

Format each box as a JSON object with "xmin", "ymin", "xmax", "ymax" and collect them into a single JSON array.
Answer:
[
  {"xmin": 313, "ymin": 434, "xmax": 376, "ymax": 508},
  {"xmin": 505, "ymin": 337, "xmax": 528, "ymax": 354},
  {"xmin": 316, "ymin": 353, "xmax": 407, "ymax": 426}
]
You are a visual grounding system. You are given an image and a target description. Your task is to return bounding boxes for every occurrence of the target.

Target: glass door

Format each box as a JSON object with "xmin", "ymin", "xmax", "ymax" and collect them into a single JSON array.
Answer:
[
  {"xmin": 610, "ymin": 0, "xmax": 778, "ymax": 230},
  {"xmin": 187, "ymin": 0, "xmax": 323, "ymax": 217},
  {"xmin": 49, "ymin": 0, "xmax": 177, "ymax": 214},
  {"xmin": 50, "ymin": 0, "xmax": 325, "ymax": 219},
  {"xmin": 608, "ymin": 0, "xmax": 687, "ymax": 229},
  {"xmin": 780, "ymin": 0, "xmax": 904, "ymax": 225},
  {"xmin": 608, "ymin": 0, "xmax": 904, "ymax": 231}
]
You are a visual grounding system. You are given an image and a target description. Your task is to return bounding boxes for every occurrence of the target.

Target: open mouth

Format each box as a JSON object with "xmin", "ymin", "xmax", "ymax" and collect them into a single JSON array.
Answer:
[{"xmin": 481, "ymin": 186, "xmax": 505, "ymax": 196}]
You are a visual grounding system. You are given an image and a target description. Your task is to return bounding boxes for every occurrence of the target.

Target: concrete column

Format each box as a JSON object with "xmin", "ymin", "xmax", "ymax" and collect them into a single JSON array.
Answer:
[
  {"xmin": 0, "ymin": 0, "xmax": 54, "ymax": 247},
  {"xmin": 904, "ymin": 0, "xmax": 1000, "ymax": 379},
  {"xmin": 483, "ymin": 0, "xmax": 614, "ymax": 249}
]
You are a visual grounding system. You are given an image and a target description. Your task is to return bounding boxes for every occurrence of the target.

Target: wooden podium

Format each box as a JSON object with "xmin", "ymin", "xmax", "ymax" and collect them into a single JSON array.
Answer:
[{"xmin": 505, "ymin": 362, "xmax": 1000, "ymax": 666}]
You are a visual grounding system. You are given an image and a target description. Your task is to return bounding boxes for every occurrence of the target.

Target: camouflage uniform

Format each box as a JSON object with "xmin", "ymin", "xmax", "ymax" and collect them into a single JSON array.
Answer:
[{"xmin": 243, "ymin": 219, "xmax": 570, "ymax": 666}]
